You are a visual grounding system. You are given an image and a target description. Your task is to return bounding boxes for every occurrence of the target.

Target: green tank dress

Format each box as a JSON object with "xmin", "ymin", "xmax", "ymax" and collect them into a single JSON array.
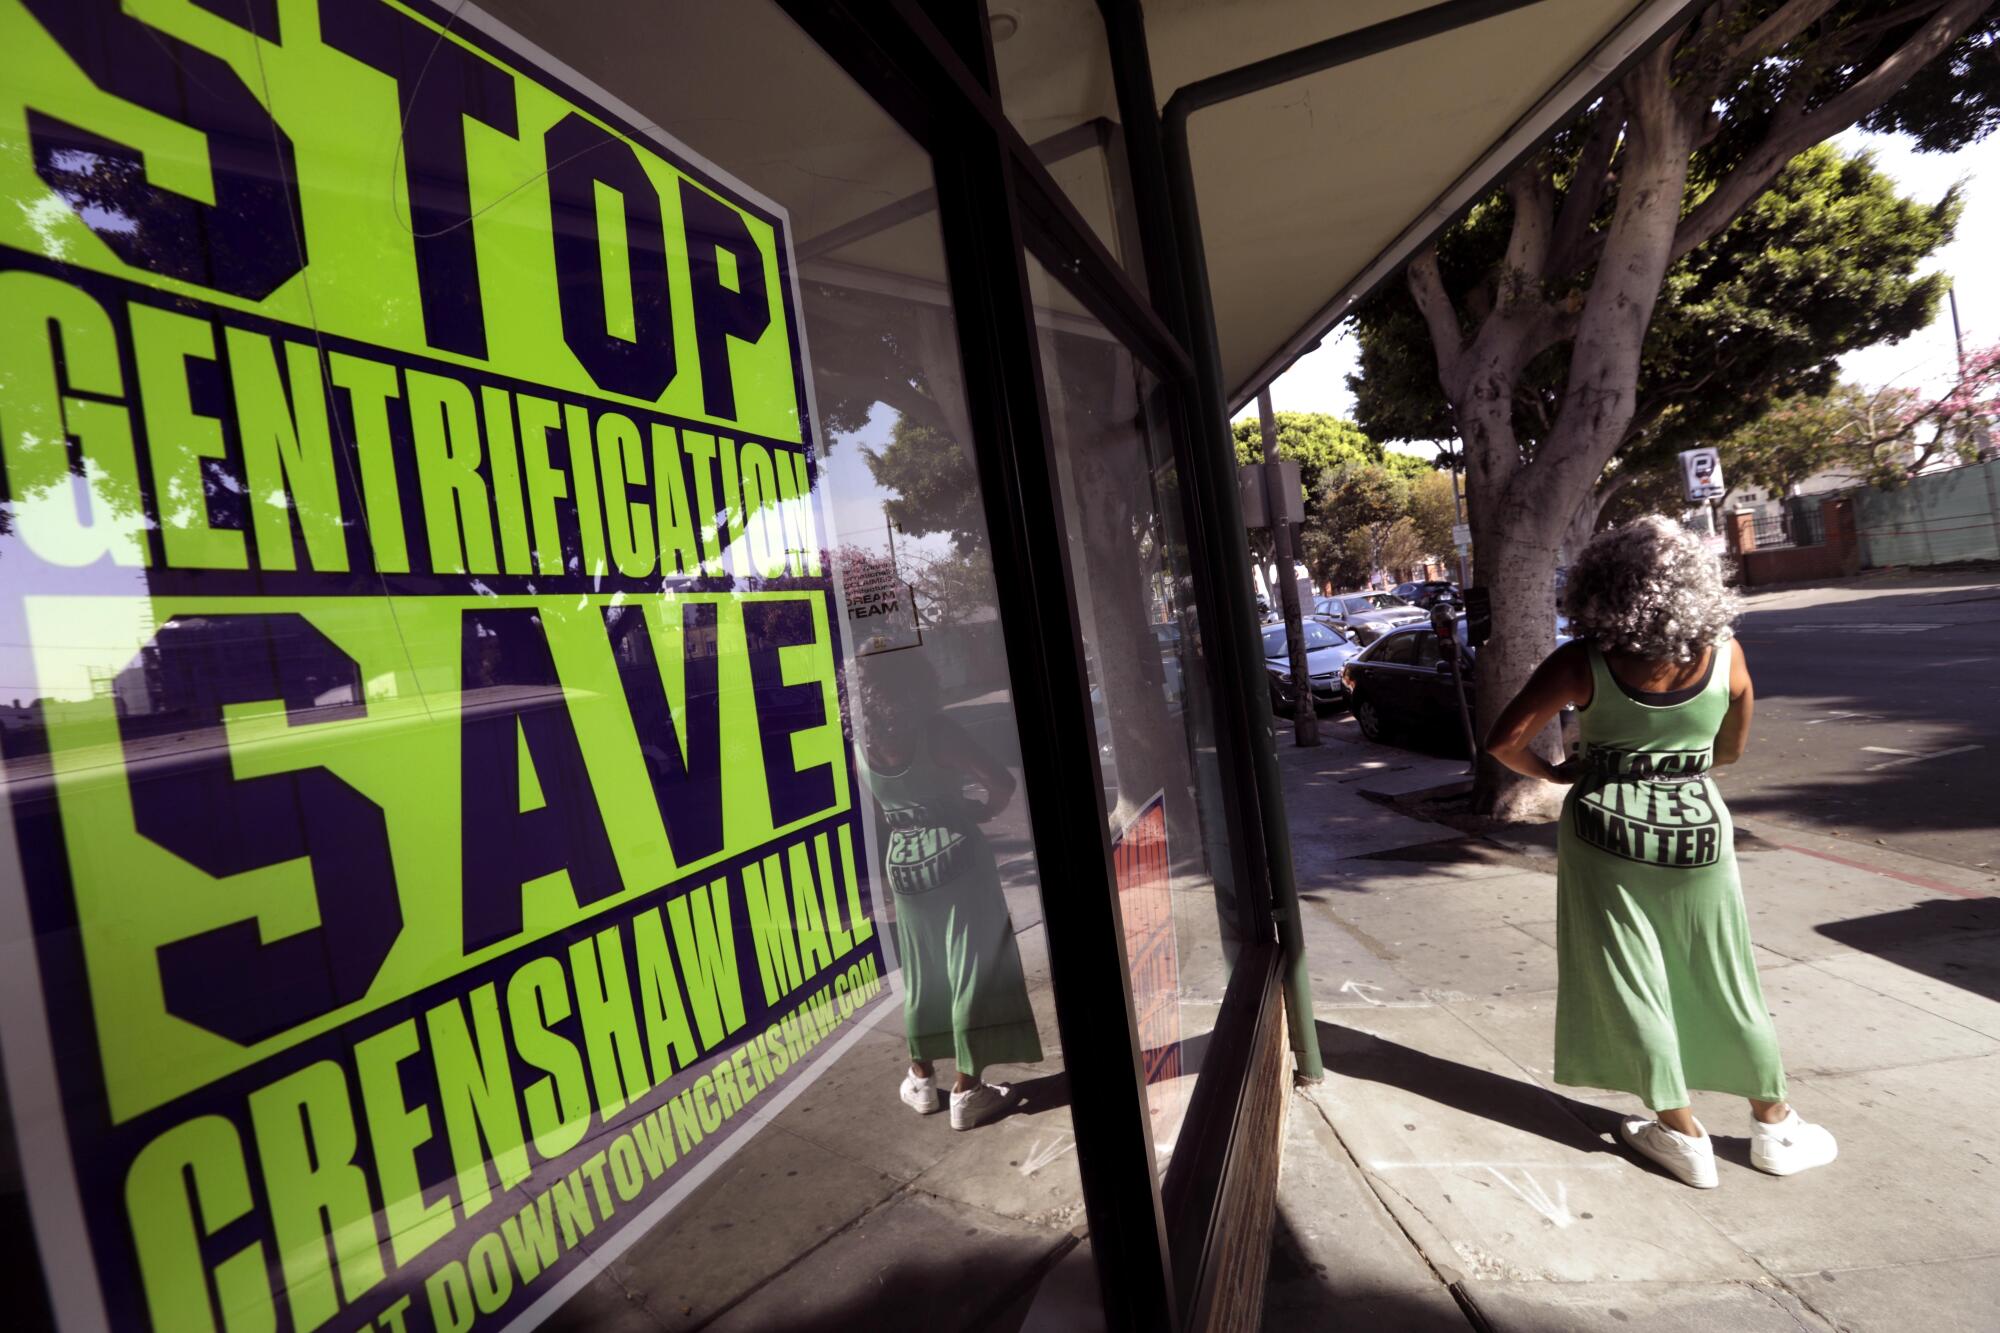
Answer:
[
  {"xmin": 1554, "ymin": 639, "xmax": 1787, "ymax": 1111},
  {"xmin": 859, "ymin": 732, "xmax": 1044, "ymax": 1077}
]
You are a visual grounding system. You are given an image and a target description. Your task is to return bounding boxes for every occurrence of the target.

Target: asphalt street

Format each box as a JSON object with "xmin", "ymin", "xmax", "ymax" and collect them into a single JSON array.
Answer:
[
  {"xmin": 1723, "ymin": 572, "xmax": 2000, "ymax": 877},
  {"xmin": 1308, "ymin": 571, "xmax": 2000, "ymax": 878}
]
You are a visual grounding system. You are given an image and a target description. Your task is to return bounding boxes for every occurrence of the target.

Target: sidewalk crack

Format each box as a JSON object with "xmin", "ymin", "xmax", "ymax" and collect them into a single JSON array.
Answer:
[
  {"xmin": 1676, "ymin": 1199, "xmax": 1849, "ymax": 1333},
  {"xmin": 1737, "ymin": 1277, "xmax": 1840, "ymax": 1333}
]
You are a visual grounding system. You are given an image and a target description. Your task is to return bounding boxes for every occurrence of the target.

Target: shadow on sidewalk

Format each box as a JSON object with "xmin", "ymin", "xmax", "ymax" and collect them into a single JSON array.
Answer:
[
  {"xmin": 1815, "ymin": 895, "xmax": 2000, "ymax": 1004},
  {"xmin": 583, "ymin": 1234, "xmax": 1082, "ymax": 1333},
  {"xmin": 1315, "ymin": 1020, "xmax": 1623, "ymax": 1157},
  {"xmin": 1264, "ymin": 1205, "xmax": 1473, "ymax": 1331},
  {"xmin": 1006, "ymin": 1069, "xmax": 1074, "ymax": 1118}
]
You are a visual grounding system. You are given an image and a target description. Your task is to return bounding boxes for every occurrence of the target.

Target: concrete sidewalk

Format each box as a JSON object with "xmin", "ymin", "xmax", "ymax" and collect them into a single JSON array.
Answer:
[{"xmin": 1266, "ymin": 722, "xmax": 2000, "ymax": 1332}]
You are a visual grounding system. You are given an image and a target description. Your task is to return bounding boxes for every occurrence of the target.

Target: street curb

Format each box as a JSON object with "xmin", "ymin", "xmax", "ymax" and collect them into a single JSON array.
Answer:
[{"xmin": 1354, "ymin": 778, "xmax": 1471, "ymax": 805}]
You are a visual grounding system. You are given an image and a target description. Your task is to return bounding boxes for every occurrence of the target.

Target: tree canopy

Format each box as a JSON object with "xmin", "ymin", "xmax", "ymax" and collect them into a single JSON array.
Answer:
[
  {"xmin": 860, "ymin": 417, "xmax": 985, "ymax": 552},
  {"xmin": 1231, "ymin": 409, "xmax": 1399, "ymax": 538},
  {"xmin": 1310, "ymin": 463, "xmax": 1414, "ymax": 590},
  {"xmin": 1339, "ymin": 0, "xmax": 1998, "ymax": 819},
  {"xmin": 1230, "ymin": 413, "xmax": 1451, "ymax": 586},
  {"xmin": 1352, "ymin": 142, "xmax": 1957, "ymax": 474},
  {"xmin": 1230, "ymin": 409, "xmax": 1379, "ymax": 472},
  {"xmin": 1407, "ymin": 470, "xmax": 1460, "ymax": 558},
  {"xmin": 1717, "ymin": 342, "xmax": 2000, "ymax": 493}
]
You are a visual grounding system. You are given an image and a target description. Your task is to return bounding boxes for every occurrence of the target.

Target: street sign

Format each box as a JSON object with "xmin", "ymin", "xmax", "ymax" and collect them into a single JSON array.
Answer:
[
  {"xmin": 1238, "ymin": 459, "xmax": 1304, "ymax": 528},
  {"xmin": 1451, "ymin": 522, "xmax": 1471, "ymax": 550},
  {"xmin": 1680, "ymin": 447, "xmax": 1726, "ymax": 502}
]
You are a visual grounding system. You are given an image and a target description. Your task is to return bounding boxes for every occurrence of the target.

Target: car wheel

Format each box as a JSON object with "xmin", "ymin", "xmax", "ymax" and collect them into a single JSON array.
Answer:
[
  {"xmin": 1352, "ymin": 693, "xmax": 1390, "ymax": 742},
  {"xmin": 1269, "ymin": 680, "xmax": 1292, "ymax": 718}
]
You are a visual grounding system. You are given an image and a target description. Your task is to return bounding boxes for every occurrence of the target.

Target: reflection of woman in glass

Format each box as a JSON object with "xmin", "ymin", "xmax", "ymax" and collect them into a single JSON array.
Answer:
[{"xmin": 855, "ymin": 646, "xmax": 1042, "ymax": 1130}]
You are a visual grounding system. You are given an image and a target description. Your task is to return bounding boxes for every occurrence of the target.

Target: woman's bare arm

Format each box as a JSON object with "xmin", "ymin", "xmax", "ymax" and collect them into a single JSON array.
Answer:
[
  {"xmin": 1485, "ymin": 640, "xmax": 1592, "ymax": 783},
  {"xmin": 1713, "ymin": 639, "xmax": 1755, "ymax": 765}
]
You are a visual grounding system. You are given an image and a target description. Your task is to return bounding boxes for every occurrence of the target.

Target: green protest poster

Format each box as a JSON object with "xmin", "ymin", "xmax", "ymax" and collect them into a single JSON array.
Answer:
[{"xmin": 0, "ymin": 2, "xmax": 887, "ymax": 1328}]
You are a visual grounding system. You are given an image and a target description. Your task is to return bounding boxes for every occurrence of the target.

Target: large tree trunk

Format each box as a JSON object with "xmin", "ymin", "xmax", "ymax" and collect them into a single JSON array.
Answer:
[
  {"xmin": 1469, "ymin": 504, "xmax": 1568, "ymax": 818},
  {"xmin": 1419, "ymin": 45, "xmax": 1698, "ymax": 820},
  {"xmin": 1454, "ymin": 364, "xmax": 1571, "ymax": 821},
  {"xmin": 1559, "ymin": 470, "xmax": 1639, "ymax": 565}
]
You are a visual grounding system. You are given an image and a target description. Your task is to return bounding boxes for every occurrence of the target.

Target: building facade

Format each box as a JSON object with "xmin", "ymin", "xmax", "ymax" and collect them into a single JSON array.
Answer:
[{"xmin": 0, "ymin": 2, "xmax": 1701, "ymax": 1329}]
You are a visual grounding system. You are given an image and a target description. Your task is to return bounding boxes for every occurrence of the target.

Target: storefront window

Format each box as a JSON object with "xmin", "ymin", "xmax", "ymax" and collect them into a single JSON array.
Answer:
[
  {"xmin": 1025, "ymin": 257, "xmax": 1239, "ymax": 1176},
  {"xmin": 0, "ymin": 3, "xmax": 1100, "ymax": 1328}
]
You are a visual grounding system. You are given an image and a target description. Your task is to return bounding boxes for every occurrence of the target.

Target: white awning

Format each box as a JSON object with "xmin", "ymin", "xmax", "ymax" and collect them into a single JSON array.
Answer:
[{"xmin": 992, "ymin": 0, "xmax": 1702, "ymax": 404}]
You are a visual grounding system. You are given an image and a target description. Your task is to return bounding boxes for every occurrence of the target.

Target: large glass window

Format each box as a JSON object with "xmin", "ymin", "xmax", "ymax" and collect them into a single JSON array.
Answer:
[
  {"xmin": 1025, "ymin": 256, "xmax": 1239, "ymax": 1177},
  {"xmin": 0, "ymin": 3, "xmax": 1101, "ymax": 1329}
]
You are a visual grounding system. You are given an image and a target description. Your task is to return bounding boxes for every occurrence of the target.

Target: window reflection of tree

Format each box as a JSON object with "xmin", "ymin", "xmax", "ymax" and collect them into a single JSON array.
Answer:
[
  {"xmin": 1040, "ymin": 326, "xmax": 1202, "ymax": 855},
  {"xmin": 799, "ymin": 277, "xmax": 1198, "ymax": 853}
]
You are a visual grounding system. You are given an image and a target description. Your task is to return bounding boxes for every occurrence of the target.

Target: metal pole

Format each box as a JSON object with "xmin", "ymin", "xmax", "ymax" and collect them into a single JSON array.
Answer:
[
  {"xmin": 1952, "ymin": 284, "xmax": 1995, "ymax": 462},
  {"xmin": 1450, "ymin": 441, "xmax": 1470, "ymax": 587},
  {"xmin": 1951, "ymin": 284, "xmax": 1966, "ymax": 366},
  {"xmin": 1434, "ymin": 606, "xmax": 1479, "ymax": 767},
  {"xmin": 1261, "ymin": 389, "xmax": 1319, "ymax": 746},
  {"xmin": 1450, "ymin": 649, "xmax": 1478, "ymax": 760}
]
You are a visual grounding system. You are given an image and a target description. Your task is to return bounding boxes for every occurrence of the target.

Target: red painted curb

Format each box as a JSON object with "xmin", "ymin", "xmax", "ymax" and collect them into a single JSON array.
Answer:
[{"xmin": 1775, "ymin": 843, "xmax": 1994, "ymax": 900}]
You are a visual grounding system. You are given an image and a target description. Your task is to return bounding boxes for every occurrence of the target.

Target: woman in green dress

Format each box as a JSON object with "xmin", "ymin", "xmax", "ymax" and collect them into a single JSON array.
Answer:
[
  {"xmin": 853, "ymin": 647, "xmax": 1044, "ymax": 1131},
  {"xmin": 1487, "ymin": 517, "xmax": 1836, "ymax": 1188}
]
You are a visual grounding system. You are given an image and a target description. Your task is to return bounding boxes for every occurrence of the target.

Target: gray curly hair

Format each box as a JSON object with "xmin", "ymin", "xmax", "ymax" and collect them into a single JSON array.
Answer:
[{"xmin": 1562, "ymin": 515, "xmax": 1737, "ymax": 663}]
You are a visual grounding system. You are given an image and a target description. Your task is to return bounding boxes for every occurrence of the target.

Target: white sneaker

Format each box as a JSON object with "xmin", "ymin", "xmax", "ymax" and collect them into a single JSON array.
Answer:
[
  {"xmin": 1750, "ymin": 1108, "xmax": 1837, "ymax": 1176},
  {"xmin": 899, "ymin": 1070, "xmax": 940, "ymax": 1115},
  {"xmin": 1618, "ymin": 1116, "xmax": 1718, "ymax": 1188},
  {"xmin": 949, "ymin": 1081, "xmax": 1016, "ymax": 1131}
]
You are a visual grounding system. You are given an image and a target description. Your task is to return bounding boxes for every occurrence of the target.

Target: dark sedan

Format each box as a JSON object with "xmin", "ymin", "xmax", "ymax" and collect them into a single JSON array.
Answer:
[
  {"xmin": 1262, "ymin": 620, "xmax": 1360, "ymax": 715},
  {"xmin": 1339, "ymin": 623, "xmax": 1477, "ymax": 749},
  {"xmin": 1341, "ymin": 619, "xmax": 1574, "ymax": 753}
]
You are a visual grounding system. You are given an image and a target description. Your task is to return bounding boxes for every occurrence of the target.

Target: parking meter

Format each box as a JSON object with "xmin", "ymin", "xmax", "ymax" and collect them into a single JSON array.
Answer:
[{"xmin": 1429, "ymin": 602, "xmax": 1457, "ymax": 644}]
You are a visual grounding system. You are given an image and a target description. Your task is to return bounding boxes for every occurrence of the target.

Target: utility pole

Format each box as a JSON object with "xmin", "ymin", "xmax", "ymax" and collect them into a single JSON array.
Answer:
[
  {"xmin": 1950, "ymin": 284, "xmax": 1993, "ymax": 461},
  {"xmin": 1260, "ymin": 389, "xmax": 1317, "ymax": 746}
]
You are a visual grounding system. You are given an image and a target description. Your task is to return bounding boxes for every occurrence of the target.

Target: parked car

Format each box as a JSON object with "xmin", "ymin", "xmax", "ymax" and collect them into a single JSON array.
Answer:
[
  {"xmin": 1312, "ymin": 592, "xmax": 1428, "ymax": 645},
  {"xmin": 1340, "ymin": 623, "xmax": 1477, "ymax": 749},
  {"xmin": 1262, "ymin": 619, "xmax": 1360, "ymax": 715},
  {"xmin": 1393, "ymin": 579, "xmax": 1462, "ymax": 609},
  {"xmin": 1344, "ymin": 619, "xmax": 1574, "ymax": 752}
]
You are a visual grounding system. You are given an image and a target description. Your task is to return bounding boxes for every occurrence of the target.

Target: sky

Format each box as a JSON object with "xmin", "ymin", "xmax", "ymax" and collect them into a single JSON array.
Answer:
[{"xmin": 1240, "ymin": 128, "xmax": 2000, "ymax": 453}]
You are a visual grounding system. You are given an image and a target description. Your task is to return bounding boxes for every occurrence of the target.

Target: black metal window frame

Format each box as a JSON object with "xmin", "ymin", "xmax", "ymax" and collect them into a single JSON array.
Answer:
[
  {"xmin": 776, "ymin": 2, "xmax": 1288, "ymax": 1328},
  {"xmin": 773, "ymin": 0, "xmax": 1724, "ymax": 1324}
]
